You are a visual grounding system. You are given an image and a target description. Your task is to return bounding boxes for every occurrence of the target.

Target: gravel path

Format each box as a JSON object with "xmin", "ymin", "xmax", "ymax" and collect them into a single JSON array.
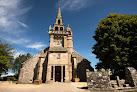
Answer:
[
  {"xmin": 1, "ymin": 82, "xmax": 137, "ymax": 92},
  {"xmin": 0, "ymin": 82, "xmax": 89, "ymax": 92}
]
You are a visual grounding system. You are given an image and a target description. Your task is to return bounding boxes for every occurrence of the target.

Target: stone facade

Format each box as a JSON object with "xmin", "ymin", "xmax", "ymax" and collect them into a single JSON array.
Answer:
[
  {"xmin": 125, "ymin": 67, "xmax": 137, "ymax": 87},
  {"xmin": 86, "ymin": 69, "xmax": 112, "ymax": 91},
  {"xmin": 18, "ymin": 48, "xmax": 48, "ymax": 84},
  {"xmin": 18, "ymin": 7, "xmax": 93, "ymax": 84}
]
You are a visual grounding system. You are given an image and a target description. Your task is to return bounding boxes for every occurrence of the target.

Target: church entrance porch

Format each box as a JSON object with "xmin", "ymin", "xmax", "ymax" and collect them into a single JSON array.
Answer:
[{"xmin": 51, "ymin": 66, "xmax": 65, "ymax": 82}]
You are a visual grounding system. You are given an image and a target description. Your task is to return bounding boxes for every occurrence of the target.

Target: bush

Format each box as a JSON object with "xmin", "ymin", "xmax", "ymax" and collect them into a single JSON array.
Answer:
[{"xmin": 7, "ymin": 76, "xmax": 15, "ymax": 81}]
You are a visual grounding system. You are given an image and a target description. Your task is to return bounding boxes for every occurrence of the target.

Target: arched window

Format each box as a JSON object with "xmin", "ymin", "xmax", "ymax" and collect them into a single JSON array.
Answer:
[
  {"xmin": 55, "ymin": 27, "xmax": 58, "ymax": 30},
  {"xmin": 60, "ymin": 27, "xmax": 63, "ymax": 31},
  {"xmin": 58, "ymin": 20, "xmax": 60, "ymax": 24},
  {"xmin": 68, "ymin": 31, "xmax": 71, "ymax": 35}
]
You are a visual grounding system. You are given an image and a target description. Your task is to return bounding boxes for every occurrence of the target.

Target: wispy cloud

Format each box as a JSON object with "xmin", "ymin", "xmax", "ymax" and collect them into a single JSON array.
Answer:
[
  {"xmin": 6, "ymin": 38, "xmax": 31, "ymax": 44},
  {"xmin": 13, "ymin": 50, "xmax": 26, "ymax": 58},
  {"xmin": 87, "ymin": 53, "xmax": 96, "ymax": 57},
  {"xmin": 17, "ymin": 21, "xmax": 29, "ymax": 28},
  {"xmin": 58, "ymin": 0, "xmax": 91, "ymax": 11},
  {"xmin": 0, "ymin": 0, "xmax": 31, "ymax": 34},
  {"xmin": 26, "ymin": 42, "xmax": 46, "ymax": 50}
]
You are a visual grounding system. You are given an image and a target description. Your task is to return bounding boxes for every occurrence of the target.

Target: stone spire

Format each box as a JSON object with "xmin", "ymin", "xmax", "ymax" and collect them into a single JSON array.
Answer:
[
  {"xmin": 67, "ymin": 24, "xmax": 71, "ymax": 31},
  {"xmin": 57, "ymin": 6, "xmax": 61, "ymax": 18}
]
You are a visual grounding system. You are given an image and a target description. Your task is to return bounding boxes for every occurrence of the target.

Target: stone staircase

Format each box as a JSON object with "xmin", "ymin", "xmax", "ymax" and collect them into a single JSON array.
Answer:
[
  {"xmin": 111, "ymin": 80, "xmax": 131, "ymax": 90},
  {"xmin": 111, "ymin": 80, "xmax": 118, "ymax": 88}
]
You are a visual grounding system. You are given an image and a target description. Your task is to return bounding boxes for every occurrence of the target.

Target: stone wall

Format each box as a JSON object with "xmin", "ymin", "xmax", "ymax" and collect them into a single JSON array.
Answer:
[
  {"xmin": 48, "ymin": 53, "xmax": 69, "ymax": 65},
  {"xmin": 125, "ymin": 67, "xmax": 137, "ymax": 87},
  {"xmin": 18, "ymin": 47, "xmax": 49, "ymax": 84},
  {"xmin": 73, "ymin": 51, "xmax": 94, "ymax": 81},
  {"xmin": 86, "ymin": 69, "xmax": 112, "ymax": 91}
]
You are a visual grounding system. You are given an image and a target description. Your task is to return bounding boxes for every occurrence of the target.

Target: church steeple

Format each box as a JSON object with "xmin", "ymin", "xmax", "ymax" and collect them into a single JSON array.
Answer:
[
  {"xmin": 57, "ymin": 6, "xmax": 62, "ymax": 18},
  {"xmin": 54, "ymin": 6, "xmax": 64, "ymax": 27}
]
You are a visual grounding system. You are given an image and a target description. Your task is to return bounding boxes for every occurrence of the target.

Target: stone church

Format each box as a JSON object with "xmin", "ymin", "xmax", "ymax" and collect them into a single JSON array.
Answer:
[{"xmin": 18, "ymin": 7, "xmax": 93, "ymax": 84}]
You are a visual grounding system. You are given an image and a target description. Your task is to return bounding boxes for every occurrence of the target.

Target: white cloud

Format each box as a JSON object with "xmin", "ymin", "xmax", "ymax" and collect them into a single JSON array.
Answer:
[
  {"xmin": 87, "ymin": 53, "xmax": 96, "ymax": 57},
  {"xmin": 5, "ymin": 38, "xmax": 31, "ymax": 44},
  {"xmin": 0, "ymin": 0, "xmax": 31, "ymax": 33},
  {"xmin": 13, "ymin": 50, "xmax": 26, "ymax": 58},
  {"xmin": 0, "ymin": 0, "xmax": 31, "ymax": 48},
  {"xmin": 17, "ymin": 21, "xmax": 29, "ymax": 28},
  {"xmin": 1, "ymin": 72, "xmax": 15, "ymax": 77},
  {"xmin": 58, "ymin": 0, "xmax": 90, "ymax": 11},
  {"xmin": 26, "ymin": 42, "xmax": 46, "ymax": 50}
]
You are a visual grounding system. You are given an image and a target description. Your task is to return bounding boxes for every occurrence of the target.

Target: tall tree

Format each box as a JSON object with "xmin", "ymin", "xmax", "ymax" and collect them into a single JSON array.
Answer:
[
  {"xmin": 0, "ymin": 40, "xmax": 14, "ymax": 76},
  {"xmin": 93, "ymin": 14, "xmax": 137, "ymax": 76},
  {"xmin": 12, "ymin": 53, "xmax": 32, "ymax": 74}
]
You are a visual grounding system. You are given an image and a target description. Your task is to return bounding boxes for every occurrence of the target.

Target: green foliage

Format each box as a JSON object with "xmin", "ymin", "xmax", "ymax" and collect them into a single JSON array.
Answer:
[
  {"xmin": 93, "ymin": 14, "xmax": 137, "ymax": 76},
  {"xmin": 7, "ymin": 76, "xmax": 15, "ymax": 81},
  {"xmin": 0, "ymin": 40, "xmax": 14, "ymax": 75},
  {"xmin": 14, "ymin": 73, "xmax": 19, "ymax": 80},
  {"xmin": 97, "ymin": 69, "xmax": 110, "ymax": 77},
  {"xmin": 12, "ymin": 53, "xmax": 32, "ymax": 75},
  {"xmin": 74, "ymin": 75, "xmax": 79, "ymax": 79}
]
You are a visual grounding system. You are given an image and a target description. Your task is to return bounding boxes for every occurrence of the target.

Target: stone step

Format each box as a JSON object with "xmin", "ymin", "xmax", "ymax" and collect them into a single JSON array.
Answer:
[
  {"xmin": 111, "ymin": 81, "xmax": 116, "ymax": 83},
  {"xmin": 112, "ymin": 85, "xmax": 118, "ymax": 88},
  {"xmin": 123, "ymin": 84, "xmax": 129, "ymax": 87},
  {"xmin": 111, "ymin": 80, "xmax": 117, "ymax": 85},
  {"xmin": 111, "ymin": 83, "xmax": 117, "ymax": 85}
]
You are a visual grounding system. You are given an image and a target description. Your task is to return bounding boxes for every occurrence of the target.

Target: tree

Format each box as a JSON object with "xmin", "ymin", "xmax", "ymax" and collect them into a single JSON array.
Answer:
[
  {"xmin": 92, "ymin": 14, "xmax": 137, "ymax": 76},
  {"xmin": 0, "ymin": 40, "xmax": 14, "ymax": 76},
  {"xmin": 12, "ymin": 53, "xmax": 32, "ymax": 74}
]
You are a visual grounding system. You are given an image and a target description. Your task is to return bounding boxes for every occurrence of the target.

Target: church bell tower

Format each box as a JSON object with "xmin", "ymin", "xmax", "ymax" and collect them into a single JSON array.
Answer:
[
  {"xmin": 48, "ymin": 7, "xmax": 73, "ymax": 53},
  {"xmin": 46, "ymin": 7, "xmax": 73, "ymax": 83}
]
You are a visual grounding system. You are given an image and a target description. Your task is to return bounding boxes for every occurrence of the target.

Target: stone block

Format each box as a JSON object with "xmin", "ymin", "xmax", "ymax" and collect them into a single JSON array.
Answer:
[
  {"xmin": 125, "ymin": 67, "xmax": 137, "ymax": 87},
  {"xmin": 86, "ymin": 69, "xmax": 112, "ymax": 91},
  {"xmin": 116, "ymin": 76, "xmax": 122, "ymax": 87},
  {"xmin": 123, "ymin": 84, "xmax": 129, "ymax": 87}
]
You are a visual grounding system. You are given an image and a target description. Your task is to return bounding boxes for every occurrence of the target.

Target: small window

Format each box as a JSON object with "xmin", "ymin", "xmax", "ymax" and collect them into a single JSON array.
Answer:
[
  {"xmin": 60, "ymin": 27, "xmax": 63, "ymax": 31},
  {"xmin": 55, "ymin": 27, "xmax": 58, "ymax": 30},
  {"xmin": 57, "ymin": 54, "xmax": 61, "ymax": 59},
  {"xmin": 51, "ymin": 66, "xmax": 53, "ymax": 80},
  {"xmin": 58, "ymin": 20, "xmax": 60, "ymax": 24},
  {"xmin": 69, "ymin": 31, "xmax": 71, "ymax": 35}
]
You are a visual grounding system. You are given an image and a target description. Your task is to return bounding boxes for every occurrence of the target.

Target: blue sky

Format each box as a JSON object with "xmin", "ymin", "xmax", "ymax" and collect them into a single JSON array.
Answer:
[{"xmin": 0, "ymin": 0, "xmax": 137, "ymax": 75}]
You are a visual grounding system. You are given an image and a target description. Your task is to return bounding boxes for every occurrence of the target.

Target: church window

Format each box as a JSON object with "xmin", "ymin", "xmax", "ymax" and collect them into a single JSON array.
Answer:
[
  {"xmin": 57, "ymin": 54, "xmax": 61, "ymax": 59},
  {"xmin": 55, "ymin": 27, "xmax": 58, "ymax": 30},
  {"xmin": 60, "ymin": 27, "xmax": 63, "ymax": 31},
  {"xmin": 51, "ymin": 66, "xmax": 53, "ymax": 80},
  {"xmin": 58, "ymin": 20, "xmax": 60, "ymax": 24},
  {"xmin": 69, "ymin": 31, "xmax": 71, "ymax": 35}
]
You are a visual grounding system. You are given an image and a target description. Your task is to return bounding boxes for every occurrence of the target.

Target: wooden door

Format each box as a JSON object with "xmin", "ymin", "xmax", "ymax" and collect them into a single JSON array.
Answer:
[{"xmin": 55, "ymin": 66, "xmax": 61, "ymax": 82}]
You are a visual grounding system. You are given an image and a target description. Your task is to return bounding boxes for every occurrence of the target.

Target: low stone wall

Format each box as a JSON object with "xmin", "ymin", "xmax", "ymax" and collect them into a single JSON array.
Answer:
[
  {"xmin": 125, "ymin": 67, "xmax": 137, "ymax": 87},
  {"xmin": 86, "ymin": 69, "xmax": 112, "ymax": 91}
]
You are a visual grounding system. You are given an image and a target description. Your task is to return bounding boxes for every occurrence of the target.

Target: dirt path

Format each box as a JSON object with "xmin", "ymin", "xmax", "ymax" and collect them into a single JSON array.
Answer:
[{"xmin": 0, "ymin": 82, "xmax": 89, "ymax": 92}]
